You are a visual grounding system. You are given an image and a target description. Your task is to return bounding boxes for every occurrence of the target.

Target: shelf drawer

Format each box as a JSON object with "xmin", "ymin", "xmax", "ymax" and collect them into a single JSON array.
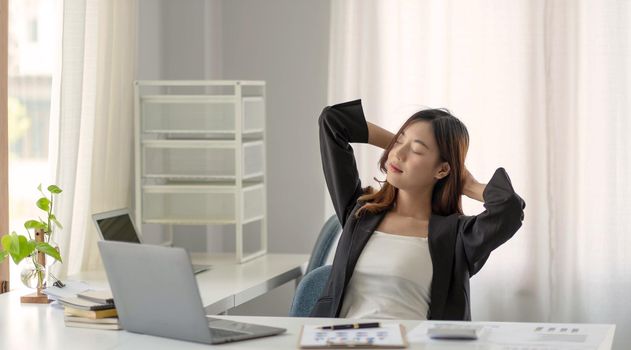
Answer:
[
  {"xmin": 141, "ymin": 96, "xmax": 265, "ymax": 134},
  {"xmin": 142, "ymin": 185, "xmax": 265, "ymax": 224},
  {"xmin": 243, "ymin": 185, "xmax": 265, "ymax": 221},
  {"xmin": 142, "ymin": 98, "xmax": 235, "ymax": 133},
  {"xmin": 242, "ymin": 97, "xmax": 265, "ymax": 133},
  {"xmin": 143, "ymin": 141, "xmax": 264, "ymax": 180}
]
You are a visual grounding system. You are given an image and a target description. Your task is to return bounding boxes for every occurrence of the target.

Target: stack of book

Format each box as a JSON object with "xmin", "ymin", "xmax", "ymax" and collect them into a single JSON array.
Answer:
[{"xmin": 58, "ymin": 290, "xmax": 120, "ymax": 330}]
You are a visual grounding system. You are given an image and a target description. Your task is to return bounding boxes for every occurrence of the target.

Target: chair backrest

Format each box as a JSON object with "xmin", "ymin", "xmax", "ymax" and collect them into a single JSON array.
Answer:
[
  {"xmin": 305, "ymin": 214, "xmax": 341, "ymax": 275},
  {"xmin": 289, "ymin": 265, "xmax": 332, "ymax": 317}
]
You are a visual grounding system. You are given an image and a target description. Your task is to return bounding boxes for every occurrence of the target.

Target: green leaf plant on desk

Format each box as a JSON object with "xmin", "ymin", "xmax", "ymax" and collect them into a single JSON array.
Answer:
[{"xmin": 0, "ymin": 184, "xmax": 63, "ymax": 303}]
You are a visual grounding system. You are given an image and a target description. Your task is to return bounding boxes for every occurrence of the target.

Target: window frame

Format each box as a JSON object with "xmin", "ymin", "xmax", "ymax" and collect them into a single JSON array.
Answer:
[{"xmin": 1, "ymin": 0, "xmax": 9, "ymax": 293}]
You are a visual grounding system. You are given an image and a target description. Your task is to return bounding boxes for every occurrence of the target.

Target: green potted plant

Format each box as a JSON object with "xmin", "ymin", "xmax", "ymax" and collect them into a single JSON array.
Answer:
[{"xmin": 0, "ymin": 184, "xmax": 63, "ymax": 303}]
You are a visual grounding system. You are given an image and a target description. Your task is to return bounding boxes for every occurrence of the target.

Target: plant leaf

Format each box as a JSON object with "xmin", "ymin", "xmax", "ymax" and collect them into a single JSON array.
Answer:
[
  {"xmin": 0, "ymin": 249, "xmax": 8, "ymax": 263},
  {"xmin": 1, "ymin": 234, "xmax": 12, "ymax": 253},
  {"xmin": 35, "ymin": 242, "xmax": 62, "ymax": 263},
  {"xmin": 36, "ymin": 197, "xmax": 51, "ymax": 212},
  {"xmin": 2, "ymin": 233, "xmax": 35, "ymax": 264},
  {"xmin": 24, "ymin": 220, "xmax": 47, "ymax": 230},
  {"xmin": 18, "ymin": 238, "xmax": 35, "ymax": 264},
  {"xmin": 37, "ymin": 183, "xmax": 46, "ymax": 197},
  {"xmin": 49, "ymin": 214, "xmax": 63, "ymax": 229},
  {"xmin": 1, "ymin": 233, "xmax": 20, "ymax": 259},
  {"xmin": 37, "ymin": 216, "xmax": 50, "ymax": 233},
  {"xmin": 47, "ymin": 185, "xmax": 62, "ymax": 194}
]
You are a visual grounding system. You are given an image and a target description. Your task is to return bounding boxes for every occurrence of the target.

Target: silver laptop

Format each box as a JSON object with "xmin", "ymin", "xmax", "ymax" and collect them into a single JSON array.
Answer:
[
  {"xmin": 98, "ymin": 240, "xmax": 286, "ymax": 344},
  {"xmin": 92, "ymin": 208, "xmax": 211, "ymax": 274}
]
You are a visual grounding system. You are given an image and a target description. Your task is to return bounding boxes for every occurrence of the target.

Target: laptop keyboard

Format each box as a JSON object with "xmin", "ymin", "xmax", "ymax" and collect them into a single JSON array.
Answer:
[{"xmin": 209, "ymin": 327, "xmax": 250, "ymax": 338}]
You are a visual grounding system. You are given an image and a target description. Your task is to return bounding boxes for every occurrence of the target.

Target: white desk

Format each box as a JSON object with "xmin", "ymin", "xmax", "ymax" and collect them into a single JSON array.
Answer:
[
  {"xmin": 0, "ymin": 252, "xmax": 616, "ymax": 349},
  {"xmin": 54, "ymin": 253, "xmax": 309, "ymax": 314},
  {"xmin": 0, "ymin": 288, "xmax": 616, "ymax": 349}
]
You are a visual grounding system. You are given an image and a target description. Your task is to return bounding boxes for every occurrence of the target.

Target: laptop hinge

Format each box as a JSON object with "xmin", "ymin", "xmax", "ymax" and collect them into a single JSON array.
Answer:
[{"xmin": 1, "ymin": 280, "xmax": 8, "ymax": 293}]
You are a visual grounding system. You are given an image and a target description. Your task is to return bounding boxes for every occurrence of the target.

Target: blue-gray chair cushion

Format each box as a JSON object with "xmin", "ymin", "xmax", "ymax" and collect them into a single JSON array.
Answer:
[
  {"xmin": 289, "ymin": 265, "xmax": 332, "ymax": 317},
  {"xmin": 305, "ymin": 215, "xmax": 341, "ymax": 274}
]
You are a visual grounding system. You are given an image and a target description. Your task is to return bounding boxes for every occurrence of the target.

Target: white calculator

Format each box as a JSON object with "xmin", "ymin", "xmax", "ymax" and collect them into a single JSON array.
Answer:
[{"xmin": 427, "ymin": 323, "xmax": 484, "ymax": 340}]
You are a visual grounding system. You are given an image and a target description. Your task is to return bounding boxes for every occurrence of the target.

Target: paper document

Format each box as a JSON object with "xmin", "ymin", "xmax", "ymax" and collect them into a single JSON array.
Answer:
[
  {"xmin": 299, "ymin": 323, "xmax": 407, "ymax": 348},
  {"xmin": 43, "ymin": 280, "xmax": 91, "ymax": 300},
  {"xmin": 408, "ymin": 321, "xmax": 614, "ymax": 350}
]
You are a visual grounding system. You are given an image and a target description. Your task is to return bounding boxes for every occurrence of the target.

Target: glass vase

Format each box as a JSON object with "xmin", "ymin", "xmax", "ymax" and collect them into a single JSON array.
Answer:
[
  {"xmin": 20, "ymin": 254, "xmax": 48, "ymax": 290},
  {"xmin": 45, "ymin": 238, "xmax": 61, "ymax": 286}
]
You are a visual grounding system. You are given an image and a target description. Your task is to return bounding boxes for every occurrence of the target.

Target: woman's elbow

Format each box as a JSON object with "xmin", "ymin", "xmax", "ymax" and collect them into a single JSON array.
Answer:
[
  {"xmin": 507, "ymin": 193, "xmax": 526, "ymax": 234},
  {"xmin": 318, "ymin": 106, "xmax": 333, "ymax": 127}
]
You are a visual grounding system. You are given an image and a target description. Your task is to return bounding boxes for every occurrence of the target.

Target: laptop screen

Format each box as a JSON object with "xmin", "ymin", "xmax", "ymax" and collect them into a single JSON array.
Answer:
[{"xmin": 96, "ymin": 213, "xmax": 141, "ymax": 243}]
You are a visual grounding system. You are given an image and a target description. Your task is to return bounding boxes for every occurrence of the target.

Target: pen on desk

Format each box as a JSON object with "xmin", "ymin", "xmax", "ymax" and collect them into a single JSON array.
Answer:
[{"xmin": 319, "ymin": 322, "xmax": 380, "ymax": 330}]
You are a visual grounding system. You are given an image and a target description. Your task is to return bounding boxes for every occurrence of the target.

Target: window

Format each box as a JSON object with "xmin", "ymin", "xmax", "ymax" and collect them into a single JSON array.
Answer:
[{"xmin": 7, "ymin": 0, "xmax": 58, "ymax": 288}]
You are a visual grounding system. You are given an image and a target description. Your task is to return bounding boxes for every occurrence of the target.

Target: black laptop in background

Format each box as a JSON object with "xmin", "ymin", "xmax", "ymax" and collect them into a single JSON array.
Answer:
[{"xmin": 92, "ymin": 208, "xmax": 211, "ymax": 274}]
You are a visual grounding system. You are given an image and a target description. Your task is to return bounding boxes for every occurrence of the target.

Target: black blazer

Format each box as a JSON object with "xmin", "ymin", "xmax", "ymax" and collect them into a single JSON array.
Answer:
[{"xmin": 310, "ymin": 99, "xmax": 526, "ymax": 320}]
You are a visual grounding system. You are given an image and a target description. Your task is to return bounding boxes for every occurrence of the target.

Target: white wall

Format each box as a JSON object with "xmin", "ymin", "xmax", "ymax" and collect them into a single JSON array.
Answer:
[
  {"xmin": 221, "ymin": 0, "xmax": 330, "ymax": 254},
  {"xmin": 136, "ymin": 0, "xmax": 331, "ymax": 316}
]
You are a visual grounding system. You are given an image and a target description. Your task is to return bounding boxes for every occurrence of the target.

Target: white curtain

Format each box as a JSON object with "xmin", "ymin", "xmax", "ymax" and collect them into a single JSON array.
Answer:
[
  {"xmin": 48, "ymin": 0, "xmax": 136, "ymax": 277},
  {"xmin": 327, "ymin": 1, "xmax": 630, "ymax": 348}
]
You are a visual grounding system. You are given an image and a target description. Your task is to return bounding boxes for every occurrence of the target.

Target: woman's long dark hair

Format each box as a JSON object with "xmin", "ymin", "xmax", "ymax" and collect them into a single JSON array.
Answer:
[{"xmin": 355, "ymin": 108, "xmax": 469, "ymax": 218}]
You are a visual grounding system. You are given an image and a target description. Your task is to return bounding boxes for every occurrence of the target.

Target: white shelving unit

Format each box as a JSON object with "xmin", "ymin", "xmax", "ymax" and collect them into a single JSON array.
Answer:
[{"xmin": 134, "ymin": 80, "xmax": 267, "ymax": 263}]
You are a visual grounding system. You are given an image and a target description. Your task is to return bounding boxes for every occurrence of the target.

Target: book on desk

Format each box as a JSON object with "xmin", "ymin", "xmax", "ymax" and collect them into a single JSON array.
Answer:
[
  {"xmin": 64, "ymin": 314, "xmax": 121, "ymax": 330},
  {"xmin": 55, "ymin": 289, "xmax": 120, "ymax": 329}
]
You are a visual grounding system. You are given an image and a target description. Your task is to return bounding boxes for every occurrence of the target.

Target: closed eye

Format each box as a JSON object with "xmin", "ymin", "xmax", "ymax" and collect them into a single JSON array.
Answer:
[
  {"xmin": 394, "ymin": 139, "xmax": 422, "ymax": 154},
  {"xmin": 401, "ymin": 131, "xmax": 430, "ymax": 150}
]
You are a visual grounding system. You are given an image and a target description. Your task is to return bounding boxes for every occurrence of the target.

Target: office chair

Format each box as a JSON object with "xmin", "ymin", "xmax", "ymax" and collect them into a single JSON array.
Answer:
[
  {"xmin": 289, "ymin": 264, "xmax": 332, "ymax": 317},
  {"xmin": 304, "ymin": 214, "xmax": 341, "ymax": 274},
  {"xmin": 289, "ymin": 214, "xmax": 341, "ymax": 317}
]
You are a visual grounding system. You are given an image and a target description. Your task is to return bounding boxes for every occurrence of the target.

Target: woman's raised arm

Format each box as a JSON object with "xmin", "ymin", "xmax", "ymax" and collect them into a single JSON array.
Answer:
[
  {"xmin": 458, "ymin": 167, "xmax": 526, "ymax": 275},
  {"xmin": 367, "ymin": 122, "xmax": 395, "ymax": 150},
  {"xmin": 319, "ymin": 100, "xmax": 369, "ymax": 227}
]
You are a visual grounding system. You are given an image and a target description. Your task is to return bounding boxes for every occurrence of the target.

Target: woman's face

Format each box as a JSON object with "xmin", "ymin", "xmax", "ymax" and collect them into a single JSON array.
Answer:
[{"xmin": 385, "ymin": 121, "xmax": 449, "ymax": 191}]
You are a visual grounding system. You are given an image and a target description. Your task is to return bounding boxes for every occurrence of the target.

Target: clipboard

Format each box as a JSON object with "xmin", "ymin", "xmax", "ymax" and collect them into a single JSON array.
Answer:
[{"xmin": 298, "ymin": 323, "xmax": 408, "ymax": 348}]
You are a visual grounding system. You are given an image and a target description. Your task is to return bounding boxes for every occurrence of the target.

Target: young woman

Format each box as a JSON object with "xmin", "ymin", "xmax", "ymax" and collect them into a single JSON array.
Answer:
[{"xmin": 311, "ymin": 99, "xmax": 525, "ymax": 321}]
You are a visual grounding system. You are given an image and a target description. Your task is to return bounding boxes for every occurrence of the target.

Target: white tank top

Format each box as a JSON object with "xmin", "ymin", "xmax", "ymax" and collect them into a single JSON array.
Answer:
[{"xmin": 339, "ymin": 230, "xmax": 433, "ymax": 320}]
